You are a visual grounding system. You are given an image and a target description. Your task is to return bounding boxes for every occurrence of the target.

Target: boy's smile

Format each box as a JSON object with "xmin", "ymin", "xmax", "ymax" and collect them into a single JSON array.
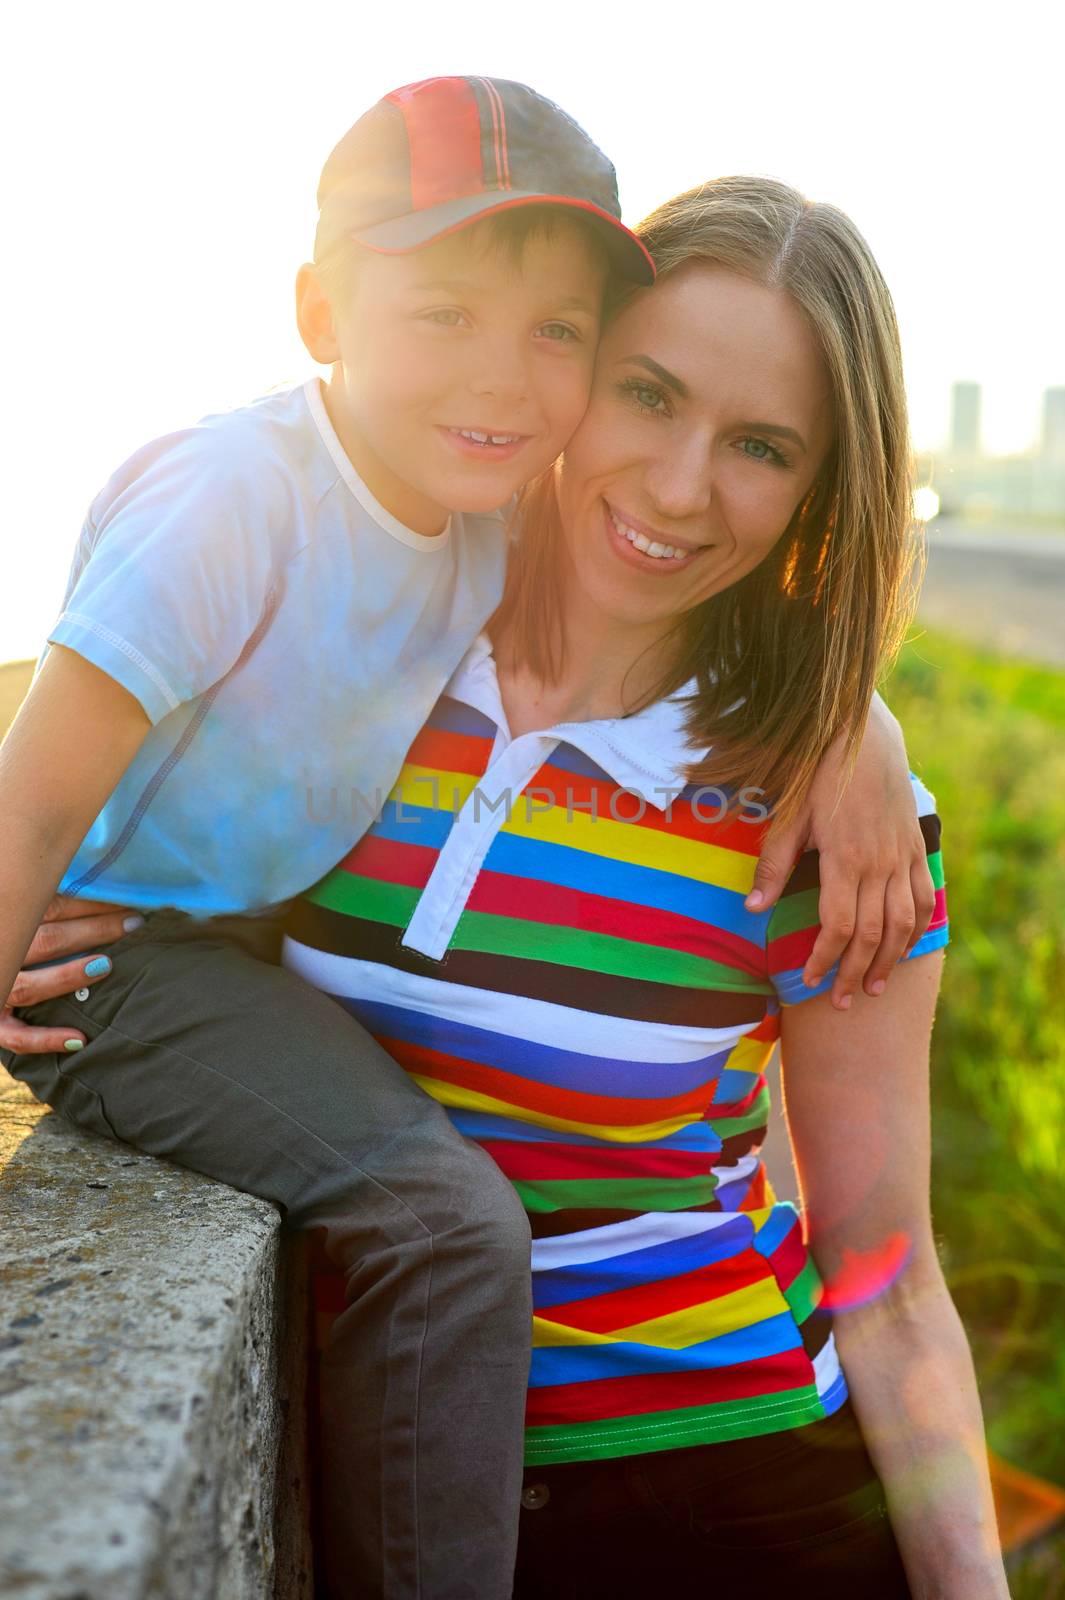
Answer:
[
  {"xmin": 439, "ymin": 426, "xmax": 530, "ymax": 463},
  {"xmin": 298, "ymin": 215, "xmax": 606, "ymax": 536}
]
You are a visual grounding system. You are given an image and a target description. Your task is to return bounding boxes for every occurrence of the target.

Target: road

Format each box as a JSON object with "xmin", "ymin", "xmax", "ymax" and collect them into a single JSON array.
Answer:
[{"xmin": 918, "ymin": 521, "xmax": 1065, "ymax": 666}]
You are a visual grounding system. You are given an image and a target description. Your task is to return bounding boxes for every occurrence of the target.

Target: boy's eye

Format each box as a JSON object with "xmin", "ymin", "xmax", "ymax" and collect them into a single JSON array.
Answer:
[
  {"xmin": 535, "ymin": 322, "xmax": 579, "ymax": 342},
  {"xmin": 421, "ymin": 309, "xmax": 468, "ymax": 328}
]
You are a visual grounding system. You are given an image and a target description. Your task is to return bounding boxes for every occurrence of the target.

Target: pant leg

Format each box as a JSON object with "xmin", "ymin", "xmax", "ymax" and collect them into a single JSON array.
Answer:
[{"xmin": 3, "ymin": 915, "xmax": 531, "ymax": 1600}]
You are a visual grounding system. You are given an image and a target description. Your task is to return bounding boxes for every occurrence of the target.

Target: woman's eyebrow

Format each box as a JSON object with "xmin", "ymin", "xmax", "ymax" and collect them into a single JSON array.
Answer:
[
  {"xmin": 740, "ymin": 421, "xmax": 808, "ymax": 452},
  {"xmin": 620, "ymin": 355, "xmax": 689, "ymax": 396}
]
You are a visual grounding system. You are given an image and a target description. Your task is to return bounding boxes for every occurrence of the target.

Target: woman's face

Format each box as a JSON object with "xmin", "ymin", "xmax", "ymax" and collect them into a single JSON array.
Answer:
[{"xmin": 556, "ymin": 264, "xmax": 835, "ymax": 632}]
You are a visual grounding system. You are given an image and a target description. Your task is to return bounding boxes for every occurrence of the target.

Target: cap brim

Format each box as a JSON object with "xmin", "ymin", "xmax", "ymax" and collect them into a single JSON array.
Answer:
[{"xmin": 354, "ymin": 191, "xmax": 655, "ymax": 284}]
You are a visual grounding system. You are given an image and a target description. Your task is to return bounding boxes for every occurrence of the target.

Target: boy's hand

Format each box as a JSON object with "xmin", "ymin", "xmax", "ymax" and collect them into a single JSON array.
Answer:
[
  {"xmin": 745, "ymin": 697, "xmax": 935, "ymax": 1010},
  {"xmin": 0, "ymin": 895, "xmax": 140, "ymax": 1055}
]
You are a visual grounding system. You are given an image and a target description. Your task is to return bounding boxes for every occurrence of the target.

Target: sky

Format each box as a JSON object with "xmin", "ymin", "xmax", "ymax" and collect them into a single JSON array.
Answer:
[{"xmin": 2, "ymin": 0, "xmax": 1061, "ymax": 660}]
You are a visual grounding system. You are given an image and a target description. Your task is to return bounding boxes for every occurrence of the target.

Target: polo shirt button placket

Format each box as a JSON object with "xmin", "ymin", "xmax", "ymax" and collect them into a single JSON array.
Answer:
[{"xmin": 400, "ymin": 731, "xmax": 556, "ymax": 959}]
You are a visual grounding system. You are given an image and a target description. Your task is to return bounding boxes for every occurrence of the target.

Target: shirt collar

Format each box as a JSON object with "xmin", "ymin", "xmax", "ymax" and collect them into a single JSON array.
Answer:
[
  {"xmin": 302, "ymin": 378, "xmax": 453, "ymax": 553},
  {"xmin": 444, "ymin": 634, "xmax": 708, "ymax": 810}
]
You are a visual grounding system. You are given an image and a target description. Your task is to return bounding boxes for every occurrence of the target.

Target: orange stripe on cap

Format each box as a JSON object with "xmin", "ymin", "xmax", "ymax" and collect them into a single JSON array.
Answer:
[
  {"xmin": 476, "ymin": 77, "xmax": 511, "ymax": 189},
  {"xmin": 386, "ymin": 77, "xmax": 485, "ymax": 209}
]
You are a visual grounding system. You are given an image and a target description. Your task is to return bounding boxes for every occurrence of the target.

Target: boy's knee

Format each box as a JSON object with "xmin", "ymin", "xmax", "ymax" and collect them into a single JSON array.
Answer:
[
  {"xmin": 429, "ymin": 1131, "xmax": 530, "ymax": 1246},
  {"xmin": 465, "ymin": 1154, "xmax": 531, "ymax": 1260},
  {"xmin": 321, "ymin": 1118, "xmax": 530, "ymax": 1262},
  {"xmin": 435, "ymin": 1158, "xmax": 532, "ymax": 1317}
]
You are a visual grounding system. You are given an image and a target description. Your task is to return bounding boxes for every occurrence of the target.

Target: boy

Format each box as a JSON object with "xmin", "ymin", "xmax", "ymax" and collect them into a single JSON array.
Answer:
[
  {"xmin": 0, "ymin": 77, "xmax": 654, "ymax": 1600},
  {"xmin": 0, "ymin": 75, "xmax": 929, "ymax": 1599}
]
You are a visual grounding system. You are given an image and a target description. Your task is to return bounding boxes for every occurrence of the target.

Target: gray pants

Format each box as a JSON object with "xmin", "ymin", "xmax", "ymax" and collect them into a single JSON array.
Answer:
[{"xmin": 2, "ymin": 910, "xmax": 532, "ymax": 1599}]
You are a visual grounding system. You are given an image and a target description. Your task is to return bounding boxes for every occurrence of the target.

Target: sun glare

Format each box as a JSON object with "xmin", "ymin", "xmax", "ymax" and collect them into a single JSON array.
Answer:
[{"xmin": 913, "ymin": 486, "xmax": 941, "ymax": 523}]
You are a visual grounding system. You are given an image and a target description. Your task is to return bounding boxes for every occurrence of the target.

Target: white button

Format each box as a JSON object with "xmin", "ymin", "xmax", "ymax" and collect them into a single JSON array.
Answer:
[
  {"xmin": 521, "ymin": 1482, "xmax": 551, "ymax": 1511},
  {"xmin": 74, "ymin": 987, "xmax": 90, "ymax": 1002}
]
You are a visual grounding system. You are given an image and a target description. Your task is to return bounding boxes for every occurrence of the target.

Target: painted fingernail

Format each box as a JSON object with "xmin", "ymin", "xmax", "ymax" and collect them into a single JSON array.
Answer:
[
  {"xmin": 745, "ymin": 890, "xmax": 764, "ymax": 910},
  {"xmin": 122, "ymin": 915, "xmax": 145, "ymax": 933},
  {"xmin": 870, "ymin": 979, "xmax": 886, "ymax": 996},
  {"xmin": 85, "ymin": 957, "xmax": 111, "ymax": 978},
  {"xmin": 64, "ymin": 1039, "xmax": 85, "ymax": 1052}
]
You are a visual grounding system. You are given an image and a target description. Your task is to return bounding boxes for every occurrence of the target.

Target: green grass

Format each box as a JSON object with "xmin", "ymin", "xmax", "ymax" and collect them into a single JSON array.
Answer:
[{"xmin": 884, "ymin": 627, "xmax": 1065, "ymax": 1584}]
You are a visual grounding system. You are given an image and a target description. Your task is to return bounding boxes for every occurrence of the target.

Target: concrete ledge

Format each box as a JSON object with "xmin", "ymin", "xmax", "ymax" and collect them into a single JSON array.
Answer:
[{"xmin": 0, "ymin": 1066, "xmax": 313, "ymax": 1599}]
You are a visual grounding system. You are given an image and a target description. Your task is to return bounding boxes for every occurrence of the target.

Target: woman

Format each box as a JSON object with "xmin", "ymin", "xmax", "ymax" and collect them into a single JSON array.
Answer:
[{"xmin": 284, "ymin": 177, "xmax": 1008, "ymax": 1597}]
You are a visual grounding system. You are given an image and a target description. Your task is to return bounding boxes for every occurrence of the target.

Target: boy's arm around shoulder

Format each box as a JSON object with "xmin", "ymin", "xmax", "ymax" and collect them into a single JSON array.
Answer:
[
  {"xmin": 0, "ymin": 646, "xmax": 149, "ymax": 1020},
  {"xmin": 746, "ymin": 692, "xmax": 935, "ymax": 1009}
]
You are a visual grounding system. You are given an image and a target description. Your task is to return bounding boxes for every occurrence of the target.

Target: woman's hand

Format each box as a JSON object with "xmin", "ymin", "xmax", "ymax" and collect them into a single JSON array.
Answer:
[
  {"xmin": 746, "ymin": 695, "xmax": 934, "ymax": 1010},
  {"xmin": 0, "ymin": 895, "xmax": 141, "ymax": 1054}
]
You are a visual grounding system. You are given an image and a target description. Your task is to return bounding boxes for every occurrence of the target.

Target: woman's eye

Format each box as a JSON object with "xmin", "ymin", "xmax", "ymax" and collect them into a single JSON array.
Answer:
[
  {"xmin": 535, "ymin": 322, "xmax": 578, "ymax": 342},
  {"xmin": 739, "ymin": 436, "xmax": 788, "ymax": 466},
  {"xmin": 620, "ymin": 378, "xmax": 669, "ymax": 415}
]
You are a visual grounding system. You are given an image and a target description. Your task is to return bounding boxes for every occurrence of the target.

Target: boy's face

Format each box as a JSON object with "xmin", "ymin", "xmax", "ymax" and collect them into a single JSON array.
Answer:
[{"xmin": 306, "ymin": 218, "xmax": 606, "ymax": 535}]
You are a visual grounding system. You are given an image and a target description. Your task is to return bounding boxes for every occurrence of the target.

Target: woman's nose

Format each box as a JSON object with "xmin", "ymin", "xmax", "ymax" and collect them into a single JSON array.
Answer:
[{"xmin": 644, "ymin": 435, "xmax": 714, "ymax": 521}]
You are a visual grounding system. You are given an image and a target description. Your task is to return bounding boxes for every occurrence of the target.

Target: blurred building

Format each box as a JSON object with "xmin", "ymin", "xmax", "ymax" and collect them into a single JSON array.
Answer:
[
  {"xmin": 916, "ymin": 382, "xmax": 1065, "ymax": 522},
  {"xmin": 950, "ymin": 381, "xmax": 982, "ymax": 455},
  {"xmin": 1042, "ymin": 387, "xmax": 1065, "ymax": 462}
]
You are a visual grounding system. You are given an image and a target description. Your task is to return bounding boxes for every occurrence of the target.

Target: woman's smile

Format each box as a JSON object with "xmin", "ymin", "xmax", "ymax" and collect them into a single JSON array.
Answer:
[{"xmin": 602, "ymin": 499, "xmax": 709, "ymax": 573}]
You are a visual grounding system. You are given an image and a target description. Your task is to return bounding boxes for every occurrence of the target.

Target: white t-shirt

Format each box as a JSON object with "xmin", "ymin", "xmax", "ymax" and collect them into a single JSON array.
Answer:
[{"xmin": 48, "ymin": 379, "xmax": 509, "ymax": 914}]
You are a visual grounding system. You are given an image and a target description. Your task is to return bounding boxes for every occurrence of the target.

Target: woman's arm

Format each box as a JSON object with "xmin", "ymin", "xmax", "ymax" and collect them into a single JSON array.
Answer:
[
  {"xmin": 780, "ymin": 955, "xmax": 1008, "ymax": 1600},
  {"xmin": 0, "ymin": 646, "xmax": 150, "ymax": 1033},
  {"xmin": 748, "ymin": 693, "xmax": 936, "ymax": 1009}
]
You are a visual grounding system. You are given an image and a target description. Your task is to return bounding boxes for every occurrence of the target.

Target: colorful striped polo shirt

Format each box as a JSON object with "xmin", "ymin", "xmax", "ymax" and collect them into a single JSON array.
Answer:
[{"xmin": 283, "ymin": 634, "xmax": 949, "ymax": 1466}]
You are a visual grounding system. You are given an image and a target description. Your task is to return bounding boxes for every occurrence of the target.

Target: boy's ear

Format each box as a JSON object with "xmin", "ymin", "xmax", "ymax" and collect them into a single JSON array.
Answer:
[{"xmin": 295, "ymin": 264, "xmax": 341, "ymax": 365}]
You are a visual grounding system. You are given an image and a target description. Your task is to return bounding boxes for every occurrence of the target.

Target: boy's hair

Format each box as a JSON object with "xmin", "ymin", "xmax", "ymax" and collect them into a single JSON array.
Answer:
[
  {"xmin": 492, "ymin": 175, "xmax": 919, "ymax": 832},
  {"xmin": 313, "ymin": 202, "xmax": 612, "ymax": 309}
]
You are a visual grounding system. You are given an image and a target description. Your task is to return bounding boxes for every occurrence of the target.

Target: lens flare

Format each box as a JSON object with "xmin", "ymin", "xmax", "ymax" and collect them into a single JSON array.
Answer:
[
  {"xmin": 820, "ymin": 1230, "xmax": 913, "ymax": 1312},
  {"xmin": 913, "ymin": 485, "xmax": 941, "ymax": 522}
]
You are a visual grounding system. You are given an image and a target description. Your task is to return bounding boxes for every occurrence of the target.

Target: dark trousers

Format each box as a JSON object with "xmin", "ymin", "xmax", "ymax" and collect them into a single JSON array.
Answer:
[
  {"xmin": 2, "ymin": 910, "xmax": 532, "ymax": 1600},
  {"xmin": 513, "ymin": 1403, "xmax": 912, "ymax": 1598}
]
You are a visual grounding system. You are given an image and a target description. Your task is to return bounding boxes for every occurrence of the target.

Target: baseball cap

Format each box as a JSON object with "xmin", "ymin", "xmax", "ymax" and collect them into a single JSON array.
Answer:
[{"xmin": 314, "ymin": 76, "xmax": 655, "ymax": 285}]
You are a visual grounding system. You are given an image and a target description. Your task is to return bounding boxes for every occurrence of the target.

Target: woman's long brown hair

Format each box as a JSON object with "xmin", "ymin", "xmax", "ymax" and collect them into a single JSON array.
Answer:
[{"xmin": 491, "ymin": 176, "xmax": 922, "ymax": 831}]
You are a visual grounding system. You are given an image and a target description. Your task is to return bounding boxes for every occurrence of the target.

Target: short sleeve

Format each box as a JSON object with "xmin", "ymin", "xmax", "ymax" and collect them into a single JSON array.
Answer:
[
  {"xmin": 765, "ymin": 772, "xmax": 949, "ymax": 1007},
  {"xmin": 47, "ymin": 429, "xmax": 279, "ymax": 725}
]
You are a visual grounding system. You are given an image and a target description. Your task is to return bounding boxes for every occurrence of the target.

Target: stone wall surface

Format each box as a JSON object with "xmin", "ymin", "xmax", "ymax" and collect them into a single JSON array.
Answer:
[{"xmin": 0, "ymin": 1066, "xmax": 313, "ymax": 1600}]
